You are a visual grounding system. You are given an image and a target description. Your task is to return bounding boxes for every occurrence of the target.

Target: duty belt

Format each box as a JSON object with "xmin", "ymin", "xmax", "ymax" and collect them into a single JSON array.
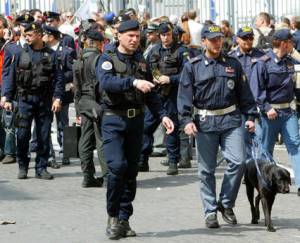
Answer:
[
  {"xmin": 103, "ymin": 108, "xmax": 143, "ymax": 118},
  {"xmin": 270, "ymin": 103, "xmax": 290, "ymax": 109},
  {"xmin": 197, "ymin": 105, "xmax": 236, "ymax": 117}
]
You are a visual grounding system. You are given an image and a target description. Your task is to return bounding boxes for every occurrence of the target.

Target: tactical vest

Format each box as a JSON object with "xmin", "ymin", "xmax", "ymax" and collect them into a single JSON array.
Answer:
[
  {"xmin": 150, "ymin": 44, "xmax": 180, "ymax": 75},
  {"xmin": 101, "ymin": 50, "xmax": 146, "ymax": 106},
  {"xmin": 16, "ymin": 45, "xmax": 54, "ymax": 96}
]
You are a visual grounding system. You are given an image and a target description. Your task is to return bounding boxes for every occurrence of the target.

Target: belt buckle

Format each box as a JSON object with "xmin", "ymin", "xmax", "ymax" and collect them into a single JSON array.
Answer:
[{"xmin": 127, "ymin": 109, "xmax": 136, "ymax": 118}]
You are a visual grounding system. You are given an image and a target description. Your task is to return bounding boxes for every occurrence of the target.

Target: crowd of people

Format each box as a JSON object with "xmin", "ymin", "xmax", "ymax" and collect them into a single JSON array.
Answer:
[{"xmin": 1, "ymin": 7, "xmax": 300, "ymax": 239}]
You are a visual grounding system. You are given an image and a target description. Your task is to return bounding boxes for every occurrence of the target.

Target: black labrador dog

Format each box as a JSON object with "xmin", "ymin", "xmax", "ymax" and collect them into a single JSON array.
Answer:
[{"xmin": 244, "ymin": 159, "xmax": 291, "ymax": 232}]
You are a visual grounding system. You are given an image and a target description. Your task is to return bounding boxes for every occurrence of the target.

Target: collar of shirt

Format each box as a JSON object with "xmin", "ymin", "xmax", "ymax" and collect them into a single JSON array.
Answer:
[
  {"xmin": 51, "ymin": 42, "xmax": 60, "ymax": 51},
  {"xmin": 203, "ymin": 53, "xmax": 226, "ymax": 66},
  {"xmin": 267, "ymin": 49, "xmax": 288, "ymax": 64},
  {"xmin": 236, "ymin": 47, "xmax": 253, "ymax": 57}
]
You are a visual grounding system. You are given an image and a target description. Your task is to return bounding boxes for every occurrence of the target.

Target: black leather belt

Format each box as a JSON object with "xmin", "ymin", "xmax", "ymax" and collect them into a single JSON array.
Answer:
[{"xmin": 103, "ymin": 108, "xmax": 143, "ymax": 118}]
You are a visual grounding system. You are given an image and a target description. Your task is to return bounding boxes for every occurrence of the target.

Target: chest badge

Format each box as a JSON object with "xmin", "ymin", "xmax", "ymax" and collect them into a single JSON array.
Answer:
[
  {"xmin": 227, "ymin": 79, "xmax": 235, "ymax": 90},
  {"xmin": 139, "ymin": 62, "xmax": 147, "ymax": 72}
]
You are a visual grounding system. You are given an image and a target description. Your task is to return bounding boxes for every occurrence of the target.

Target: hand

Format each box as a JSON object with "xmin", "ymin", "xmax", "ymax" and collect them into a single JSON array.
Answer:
[
  {"xmin": 76, "ymin": 116, "xmax": 81, "ymax": 125},
  {"xmin": 158, "ymin": 75, "xmax": 170, "ymax": 84},
  {"xmin": 135, "ymin": 79, "xmax": 155, "ymax": 93},
  {"xmin": 52, "ymin": 99, "xmax": 62, "ymax": 113},
  {"xmin": 266, "ymin": 108, "xmax": 278, "ymax": 120},
  {"xmin": 162, "ymin": 116, "xmax": 174, "ymax": 134},
  {"xmin": 245, "ymin": 120, "xmax": 255, "ymax": 133},
  {"xmin": 184, "ymin": 122, "xmax": 198, "ymax": 137},
  {"xmin": 0, "ymin": 96, "xmax": 6, "ymax": 108},
  {"xmin": 4, "ymin": 101, "xmax": 12, "ymax": 111}
]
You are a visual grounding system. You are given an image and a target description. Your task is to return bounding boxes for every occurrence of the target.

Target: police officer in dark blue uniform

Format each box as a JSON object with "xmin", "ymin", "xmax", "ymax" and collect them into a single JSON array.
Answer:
[
  {"xmin": 138, "ymin": 22, "xmax": 188, "ymax": 175},
  {"xmin": 250, "ymin": 29, "xmax": 300, "ymax": 198},
  {"xmin": 42, "ymin": 25, "xmax": 76, "ymax": 166},
  {"xmin": 43, "ymin": 11, "xmax": 75, "ymax": 50},
  {"xmin": 178, "ymin": 25, "xmax": 257, "ymax": 228},
  {"xmin": 96, "ymin": 20, "xmax": 174, "ymax": 240},
  {"xmin": 229, "ymin": 26, "xmax": 265, "ymax": 162},
  {"xmin": 3, "ymin": 22, "xmax": 64, "ymax": 180}
]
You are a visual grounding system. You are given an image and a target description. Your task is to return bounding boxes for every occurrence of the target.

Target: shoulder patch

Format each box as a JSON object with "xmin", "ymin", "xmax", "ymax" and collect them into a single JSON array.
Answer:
[
  {"xmin": 189, "ymin": 56, "xmax": 201, "ymax": 64},
  {"xmin": 101, "ymin": 61, "xmax": 113, "ymax": 70}
]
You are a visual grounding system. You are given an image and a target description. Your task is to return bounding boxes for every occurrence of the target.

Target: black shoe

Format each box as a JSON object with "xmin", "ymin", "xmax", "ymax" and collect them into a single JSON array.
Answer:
[
  {"xmin": 178, "ymin": 159, "xmax": 191, "ymax": 168},
  {"xmin": 217, "ymin": 201, "xmax": 237, "ymax": 225},
  {"xmin": 298, "ymin": 188, "xmax": 300, "ymax": 196},
  {"xmin": 62, "ymin": 157, "xmax": 70, "ymax": 165},
  {"xmin": 166, "ymin": 163, "xmax": 178, "ymax": 175},
  {"xmin": 119, "ymin": 220, "xmax": 136, "ymax": 237},
  {"xmin": 150, "ymin": 151, "xmax": 166, "ymax": 157},
  {"xmin": 106, "ymin": 217, "xmax": 122, "ymax": 240},
  {"xmin": 138, "ymin": 161, "xmax": 149, "ymax": 172},
  {"xmin": 35, "ymin": 170, "xmax": 54, "ymax": 180},
  {"xmin": 205, "ymin": 213, "xmax": 220, "ymax": 228},
  {"xmin": 160, "ymin": 159, "xmax": 169, "ymax": 166},
  {"xmin": 82, "ymin": 175, "xmax": 103, "ymax": 188},
  {"xmin": 47, "ymin": 159, "xmax": 60, "ymax": 169},
  {"xmin": 18, "ymin": 169, "xmax": 28, "ymax": 179},
  {"xmin": 1, "ymin": 155, "xmax": 17, "ymax": 164}
]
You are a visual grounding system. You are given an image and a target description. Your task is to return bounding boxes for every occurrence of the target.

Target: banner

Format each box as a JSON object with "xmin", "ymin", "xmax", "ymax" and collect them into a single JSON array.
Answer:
[
  {"xmin": 74, "ymin": 0, "xmax": 98, "ymax": 20},
  {"xmin": 5, "ymin": 0, "xmax": 10, "ymax": 16}
]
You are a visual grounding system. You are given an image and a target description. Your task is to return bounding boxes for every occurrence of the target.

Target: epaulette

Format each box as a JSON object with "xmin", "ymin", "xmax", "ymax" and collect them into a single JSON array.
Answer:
[
  {"xmin": 189, "ymin": 55, "xmax": 201, "ymax": 64},
  {"xmin": 259, "ymin": 55, "xmax": 270, "ymax": 62}
]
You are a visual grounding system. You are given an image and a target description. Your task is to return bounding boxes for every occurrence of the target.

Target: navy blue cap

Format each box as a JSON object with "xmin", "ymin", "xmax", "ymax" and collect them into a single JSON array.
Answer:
[
  {"xmin": 236, "ymin": 26, "xmax": 254, "ymax": 37},
  {"xmin": 24, "ymin": 22, "xmax": 42, "ymax": 32},
  {"xmin": 86, "ymin": 29, "xmax": 104, "ymax": 41},
  {"xmin": 273, "ymin": 28, "xmax": 292, "ymax": 41},
  {"xmin": 16, "ymin": 14, "xmax": 34, "ymax": 24},
  {"xmin": 117, "ymin": 20, "xmax": 140, "ymax": 33},
  {"xmin": 201, "ymin": 25, "xmax": 224, "ymax": 39},
  {"xmin": 43, "ymin": 25, "xmax": 61, "ymax": 37},
  {"xmin": 43, "ymin": 11, "xmax": 60, "ymax": 20},
  {"xmin": 113, "ymin": 14, "xmax": 131, "ymax": 25},
  {"xmin": 158, "ymin": 22, "xmax": 173, "ymax": 34}
]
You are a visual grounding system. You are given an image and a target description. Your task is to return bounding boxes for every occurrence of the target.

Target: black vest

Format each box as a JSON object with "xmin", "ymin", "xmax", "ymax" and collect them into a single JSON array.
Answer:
[
  {"xmin": 101, "ymin": 49, "xmax": 147, "ymax": 107},
  {"xmin": 16, "ymin": 45, "xmax": 53, "ymax": 96}
]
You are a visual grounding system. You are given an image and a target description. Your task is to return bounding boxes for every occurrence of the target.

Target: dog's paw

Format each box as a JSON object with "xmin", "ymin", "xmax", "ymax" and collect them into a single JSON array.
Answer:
[
  {"xmin": 267, "ymin": 226, "xmax": 276, "ymax": 232},
  {"xmin": 251, "ymin": 219, "xmax": 258, "ymax": 224}
]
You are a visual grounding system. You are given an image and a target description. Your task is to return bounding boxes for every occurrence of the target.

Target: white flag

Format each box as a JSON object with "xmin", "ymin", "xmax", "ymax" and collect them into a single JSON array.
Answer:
[{"xmin": 74, "ymin": 0, "xmax": 98, "ymax": 20}]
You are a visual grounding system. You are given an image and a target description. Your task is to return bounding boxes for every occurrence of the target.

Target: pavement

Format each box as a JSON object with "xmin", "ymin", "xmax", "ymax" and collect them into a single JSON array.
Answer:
[{"xmin": 0, "ymin": 106, "xmax": 300, "ymax": 243}]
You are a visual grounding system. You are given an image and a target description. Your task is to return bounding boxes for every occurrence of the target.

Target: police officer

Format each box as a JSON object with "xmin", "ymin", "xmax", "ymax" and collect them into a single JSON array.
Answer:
[
  {"xmin": 42, "ymin": 25, "xmax": 76, "ymax": 166},
  {"xmin": 250, "ymin": 29, "xmax": 300, "ymax": 196},
  {"xmin": 96, "ymin": 20, "xmax": 174, "ymax": 240},
  {"xmin": 74, "ymin": 29, "xmax": 108, "ymax": 187},
  {"xmin": 229, "ymin": 26, "xmax": 265, "ymax": 162},
  {"xmin": 138, "ymin": 22, "xmax": 188, "ymax": 175},
  {"xmin": 43, "ymin": 11, "xmax": 75, "ymax": 50},
  {"xmin": 1, "ymin": 14, "xmax": 34, "ymax": 164},
  {"xmin": 3, "ymin": 22, "xmax": 64, "ymax": 180},
  {"xmin": 178, "ymin": 25, "xmax": 256, "ymax": 228}
]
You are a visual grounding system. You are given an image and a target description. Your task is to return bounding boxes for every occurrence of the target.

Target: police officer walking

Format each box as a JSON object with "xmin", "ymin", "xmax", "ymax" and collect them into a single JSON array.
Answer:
[
  {"xmin": 138, "ymin": 22, "xmax": 188, "ymax": 175},
  {"xmin": 96, "ymin": 20, "xmax": 174, "ymax": 240},
  {"xmin": 250, "ymin": 29, "xmax": 300, "ymax": 196},
  {"xmin": 3, "ymin": 22, "xmax": 64, "ymax": 179},
  {"xmin": 74, "ymin": 29, "xmax": 108, "ymax": 187},
  {"xmin": 178, "ymin": 25, "xmax": 256, "ymax": 228}
]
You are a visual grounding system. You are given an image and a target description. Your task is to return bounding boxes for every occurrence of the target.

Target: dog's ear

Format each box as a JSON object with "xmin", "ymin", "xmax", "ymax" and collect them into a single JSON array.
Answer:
[
  {"xmin": 266, "ymin": 166, "xmax": 275, "ymax": 186},
  {"xmin": 285, "ymin": 170, "xmax": 292, "ymax": 185}
]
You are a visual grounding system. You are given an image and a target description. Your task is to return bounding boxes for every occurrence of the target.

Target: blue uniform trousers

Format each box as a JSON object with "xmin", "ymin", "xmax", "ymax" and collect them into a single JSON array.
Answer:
[
  {"xmin": 261, "ymin": 113, "xmax": 300, "ymax": 187},
  {"xmin": 140, "ymin": 101, "xmax": 180, "ymax": 164},
  {"xmin": 16, "ymin": 96, "xmax": 52, "ymax": 173},
  {"xmin": 101, "ymin": 114, "xmax": 144, "ymax": 220},
  {"xmin": 196, "ymin": 127, "xmax": 245, "ymax": 216}
]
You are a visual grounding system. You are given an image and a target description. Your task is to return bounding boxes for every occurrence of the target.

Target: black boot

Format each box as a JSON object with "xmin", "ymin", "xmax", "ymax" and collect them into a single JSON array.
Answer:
[
  {"xmin": 35, "ymin": 170, "xmax": 54, "ymax": 180},
  {"xmin": 106, "ymin": 217, "xmax": 121, "ymax": 240},
  {"xmin": 166, "ymin": 163, "xmax": 178, "ymax": 175},
  {"xmin": 178, "ymin": 159, "xmax": 192, "ymax": 168},
  {"xmin": 138, "ymin": 161, "xmax": 149, "ymax": 172},
  {"xmin": 119, "ymin": 220, "xmax": 136, "ymax": 237},
  {"xmin": 217, "ymin": 200, "xmax": 237, "ymax": 225},
  {"xmin": 18, "ymin": 168, "xmax": 28, "ymax": 179},
  {"xmin": 82, "ymin": 174, "xmax": 103, "ymax": 188}
]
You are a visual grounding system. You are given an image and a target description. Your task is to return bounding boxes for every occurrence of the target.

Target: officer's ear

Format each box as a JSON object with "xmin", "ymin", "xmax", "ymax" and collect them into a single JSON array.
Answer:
[{"xmin": 117, "ymin": 33, "xmax": 121, "ymax": 41}]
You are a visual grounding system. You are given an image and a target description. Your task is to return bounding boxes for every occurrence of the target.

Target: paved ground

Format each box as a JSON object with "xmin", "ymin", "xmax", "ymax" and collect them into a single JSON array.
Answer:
[{"xmin": 0, "ymin": 106, "xmax": 300, "ymax": 242}]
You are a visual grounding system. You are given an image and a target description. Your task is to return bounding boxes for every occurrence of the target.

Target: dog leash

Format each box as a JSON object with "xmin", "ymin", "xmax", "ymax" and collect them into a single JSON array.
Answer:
[{"xmin": 250, "ymin": 135, "xmax": 273, "ymax": 192}]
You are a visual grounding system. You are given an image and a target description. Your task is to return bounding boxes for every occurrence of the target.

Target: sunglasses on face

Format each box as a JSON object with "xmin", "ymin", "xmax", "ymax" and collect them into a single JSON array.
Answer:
[
  {"xmin": 46, "ymin": 19, "xmax": 54, "ymax": 23},
  {"xmin": 241, "ymin": 36, "xmax": 254, "ymax": 41}
]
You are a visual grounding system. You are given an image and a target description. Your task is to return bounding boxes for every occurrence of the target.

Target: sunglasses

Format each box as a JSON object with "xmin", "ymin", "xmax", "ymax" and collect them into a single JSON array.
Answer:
[
  {"xmin": 46, "ymin": 19, "xmax": 54, "ymax": 23},
  {"xmin": 240, "ymin": 36, "xmax": 254, "ymax": 41}
]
